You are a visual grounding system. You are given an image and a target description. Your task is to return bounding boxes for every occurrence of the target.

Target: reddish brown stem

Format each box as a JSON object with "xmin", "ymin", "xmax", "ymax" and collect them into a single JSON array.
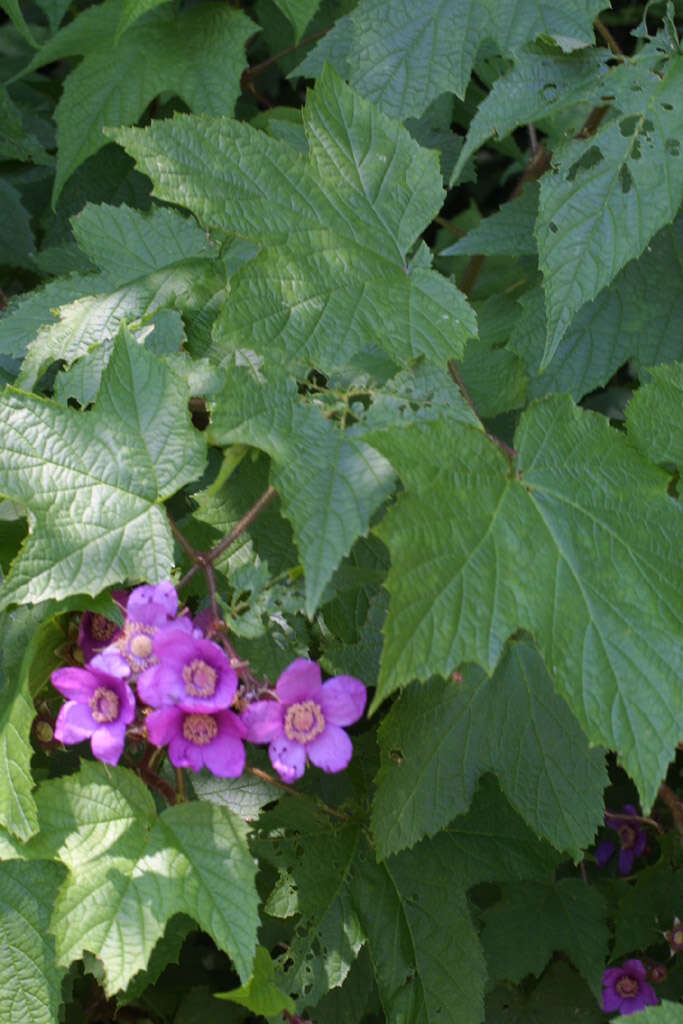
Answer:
[
  {"xmin": 242, "ymin": 28, "xmax": 328, "ymax": 83},
  {"xmin": 447, "ymin": 360, "xmax": 518, "ymax": 460},
  {"xmin": 658, "ymin": 783, "xmax": 683, "ymax": 835}
]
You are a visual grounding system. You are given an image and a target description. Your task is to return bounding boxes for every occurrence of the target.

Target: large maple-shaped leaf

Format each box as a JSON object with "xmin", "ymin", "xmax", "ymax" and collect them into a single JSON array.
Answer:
[
  {"xmin": 0, "ymin": 859, "xmax": 67, "ymax": 1024},
  {"xmin": 112, "ymin": 65, "xmax": 476, "ymax": 377},
  {"xmin": 371, "ymin": 642, "xmax": 606, "ymax": 859},
  {"xmin": 210, "ymin": 368, "xmax": 395, "ymax": 616},
  {"xmin": 627, "ymin": 362, "xmax": 683, "ymax": 472},
  {"xmin": 21, "ymin": 0, "xmax": 255, "ymax": 202},
  {"xmin": 0, "ymin": 328, "xmax": 206, "ymax": 609},
  {"xmin": 25, "ymin": 762, "xmax": 259, "ymax": 994},
  {"xmin": 366, "ymin": 394, "xmax": 682, "ymax": 807},
  {"xmin": 536, "ymin": 50, "xmax": 683, "ymax": 365},
  {"xmin": 294, "ymin": 0, "xmax": 607, "ymax": 120}
]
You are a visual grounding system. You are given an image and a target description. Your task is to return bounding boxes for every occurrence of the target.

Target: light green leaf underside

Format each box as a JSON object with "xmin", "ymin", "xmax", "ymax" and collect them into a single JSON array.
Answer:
[
  {"xmin": 217, "ymin": 945, "xmax": 295, "ymax": 1016},
  {"xmin": 634, "ymin": 1005, "xmax": 683, "ymax": 1024},
  {"xmin": 368, "ymin": 394, "xmax": 682, "ymax": 808},
  {"xmin": 23, "ymin": 0, "xmax": 255, "ymax": 202},
  {"xmin": 0, "ymin": 329, "xmax": 206, "ymax": 608},
  {"xmin": 210, "ymin": 369, "xmax": 395, "ymax": 616},
  {"xmin": 627, "ymin": 362, "xmax": 683, "ymax": 471},
  {"xmin": 481, "ymin": 880, "xmax": 608, "ymax": 995},
  {"xmin": 537, "ymin": 52, "xmax": 683, "ymax": 366},
  {"xmin": 295, "ymin": 0, "xmax": 606, "ymax": 120},
  {"xmin": 0, "ymin": 860, "xmax": 67, "ymax": 1024},
  {"xmin": 112, "ymin": 65, "xmax": 476, "ymax": 376},
  {"xmin": 372, "ymin": 642, "xmax": 606, "ymax": 859},
  {"xmin": 25, "ymin": 762, "xmax": 258, "ymax": 993},
  {"xmin": 510, "ymin": 214, "xmax": 683, "ymax": 401}
]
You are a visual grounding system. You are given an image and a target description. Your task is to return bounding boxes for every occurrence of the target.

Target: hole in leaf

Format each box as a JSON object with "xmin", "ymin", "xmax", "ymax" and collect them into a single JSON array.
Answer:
[
  {"xmin": 620, "ymin": 115, "xmax": 639, "ymax": 137},
  {"xmin": 566, "ymin": 145, "xmax": 602, "ymax": 180},
  {"xmin": 665, "ymin": 138, "xmax": 680, "ymax": 157},
  {"xmin": 549, "ymin": 222, "xmax": 558, "ymax": 233},
  {"xmin": 661, "ymin": 102, "xmax": 673, "ymax": 110},
  {"xmin": 642, "ymin": 118, "xmax": 655, "ymax": 134},
  {"xmin": 389, "ymin": 748, "xmax": 404, "ymax": 764},
  {"xmin": 541, "ymin": 82, "xmax": 558, "ymax": 100},
  {"xmin": 619, "ymin": 163, "xmax": 634, "ymax": 194}
]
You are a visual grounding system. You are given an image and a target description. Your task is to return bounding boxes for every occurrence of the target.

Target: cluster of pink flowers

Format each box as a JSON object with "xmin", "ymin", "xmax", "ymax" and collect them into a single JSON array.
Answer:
[{"xmin": 51, "ymin": 582, "xmax": 366, "ymax": 781}]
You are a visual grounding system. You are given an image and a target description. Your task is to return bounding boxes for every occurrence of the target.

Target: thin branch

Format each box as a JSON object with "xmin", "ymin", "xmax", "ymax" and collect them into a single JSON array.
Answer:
[
  {"xmin": 595, "ymin": 16, "xmax": 623, "ymax": 56},
  {"xmin": 658, "ymin": 783, "xmax": 683, "ymax": 835},
  {"xmin": 242, "ymin": 28, "xmax": 328, "ymax": 83},
  {"xmin": 434, "ymin": 215, "xmax": 466, "ymax": 239},
  {"xmin": 604, "ymin": 808, "xmax": 664, "ymax": 834},
  {"xmin": 447, "ymin": 360, "xmax": 518, "ymax": 460},
  {"xmin": 527, "ymin": 123, "xmax": 539, "ymax": 157}
]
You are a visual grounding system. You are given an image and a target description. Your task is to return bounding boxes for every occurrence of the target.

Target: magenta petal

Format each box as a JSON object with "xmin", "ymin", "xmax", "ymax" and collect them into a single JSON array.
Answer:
[
  {"xmin": 640, "ymin": 982, "xmax": 658, "ymax": 1007},
  {"xmin": 618, "ymin": 848, "xmax": 635, "ymax": 875},
  {"xmin": 204, "ymin": 732, "xmax": 246, "ymax": 778},
  {"xmin": 602, "ymin": 988, "xmax": 622, "ymax": 1013},
  {"xmin": 595, "ymin": 840, "xmax": 615, "ymax": 866},
  {"xmin": 269, "ymin": 736, "xmax": 307, "ymax": 782},
  {"xmin": 89, "ymin": 652, "xmax": 131, "ymax": 679},
  {"xmin": 168, "ymin": 733, "xmax": 204, "ymax": 772},
  {"xmin": 602, "ymin": 970, "xmax": 623, "ymax": 986},
  {"xmin": 622, "ymin": 960, "xmax": 647, "ymax": 981},
  {"xmin": 91, "ymin": 723, "xmax": 126, "ymax": 765},
  {"xmin": 152, "ymin": 628, "xmax": 198, "ymax": 662},
  {"xmin": 55, "ymin": 701, "xmax": 96, "ymax": 743},
  {"xmin": 276, "ymin": 659, "xmax": 322, "ymax": 704},
  {"xmin": 138, "ymin": 664, "xmax": 183, "ymax": 707},
  {"xmin": 51, "ymin": 667, "xmax": 97, "ymax": 702},
  {"xmin": 128, "ymin": 581, "xmax": 178, "ymax": 625},
  {"xmin": 320, "ymin": 676, "xmax": 366, "ymax": 726},
  {"xmin": 243, "ymin": 701, "xmax": 284, "ymax": 743},
  {"xmin": 306, "ymin": 724, "xmax": 353, "ymax": 774},
  {"xmin": 146, "ymin": 706, "xmax": 183, "ymax": 747}
]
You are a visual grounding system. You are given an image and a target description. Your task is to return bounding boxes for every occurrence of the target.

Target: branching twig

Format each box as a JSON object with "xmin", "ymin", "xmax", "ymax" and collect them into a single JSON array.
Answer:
[
  {"xmin": 604, "ymin": 808, "xmax": 664, "ymax": 835},
  {"xmin": 242, "ymin": 28, "xmax": 328, "ymax": 84},
  {"xmin": 595, "ymin": 16, "xmax": 624, "ymax": 56},
  {"xmin": 447, "ymin": 360, "xmax": 518, "ymax": 460}
]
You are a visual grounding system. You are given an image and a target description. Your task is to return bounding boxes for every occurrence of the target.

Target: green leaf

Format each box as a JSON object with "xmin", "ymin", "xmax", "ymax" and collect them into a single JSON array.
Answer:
[
  {"xmin": 510, "ymin": 215, "xmax": 683, "ymax": 402},
  {"xmin": 115, "ymin": 0, "xmax": 172, "ymax": 40},
  {"xmin": 0, "ymin": 0, "xmax": 38, "ymax": 46},
  {"xmin": 634, "ymin": 1004, "xmax": 683, "ymax": 1023},
  {"xmin": 112, "ymin": 65, "xmax": 477, "ymax": 376},
  {"xmin": 371, "ymin": 642, "xmax": 606, "ymax": 859},
  {"xmin": 210, "ymin": 368, "xmax": 395, "ymax": 617},
  {"xmin": 0, "ymin": 608, "xmax": 62, "ymax": 839},
  {"xmin": 272, "ymin": 0, "xmax": 320, "ymax": 40},
  {"xmin": 23, "ymin": 0, "xmax": 255, "ymax": 203},
  {"xmin": 485, "ymin": 960, "xmax": 604, "ymax": 1023},
  {"xmin": 71, "ymin": 202, "xmax": 214, "ymax": 282},
  {"xmin": 26, "ymin": 762, "xmax": 259, "ymax": 993},
  {"xmin": 442, "ymin": 184, "xmax": 540, "ymax": 257},
  {"xmin": 0, "ymin": 859, "xmax": 67, "ymax": 1024},
  {"xmin": 451, "ymin": 49, "xmax": 609, "ymax": 184},
  {"xmin": 537, "ymin": 52, "xmax": 683, "ymax": 366},
  {"xmin": 192, "ymin": 769, "xmax": 277, "ymax": 822},
  {"xmin": 216, "ymin": 944, "xmax": 295, "ymax": 1016},
  {"xmin": 351, "ymin": 834, "xmax": 486, "ymax": 1024},
  {"xmin": 367, "ymin": 395, "xmax": 682, "ymax": 807},
  {"xmin": 0, "ymin": 180, "xmax": 35, "ymax": 270},
  {"xmin": 611, "ymin": 861, "xmax": 683, "ymax": 959},
  {"xmin": 481, "ymin": 880, "xmax": 608, "ymax": 995},
  {"xmin": 296, "ymin": 0, "xmax": 607, "ymax": 121},
  {"xmin": 256, "ymin": 802, "xmax": 364, "ymax": 1009},
  {"xmin": 0, "ymin": 86, "xmax": 53, "ymax": 164},
  {"xmin": 627, "ymin": 362, "xmax": 683, "ymax": 471},
  {"xmin": 0, "ymin": 327, "xmax": 206, "ymax": 608}
]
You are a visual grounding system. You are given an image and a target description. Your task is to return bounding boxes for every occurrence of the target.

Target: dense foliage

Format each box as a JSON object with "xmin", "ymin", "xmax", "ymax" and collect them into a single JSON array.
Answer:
[{"xmin": 0, "ymin": 0, "xmax": 682, "ymax": 1021}]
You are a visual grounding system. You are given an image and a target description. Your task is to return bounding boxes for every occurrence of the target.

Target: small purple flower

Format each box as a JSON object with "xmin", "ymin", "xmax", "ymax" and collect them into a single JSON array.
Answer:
[
  {"xmin": 595, "ymin": 805, "xmax": 647, "ymax": 875},
  {"xmin": 602, "ymin": 960, "xmax": 658, "ymax": 1016},
  {"xmin": 51, "ymin": 653, "xmax": 136, "ymax": 765},
  {"xmin": 106, "ymin": 580, "xmax": 182, "ymax": 676},
  {"xmin": 146, "ymin": 705, "xmax": 247, "ymax": 777},
  {"xmin": 664, "ymin": 917, "xmax": 683, "ymax": 957},
  {"xmin": 78, "ymin": 590, "xmax": 128, "ymax": 662},
  {"xmin": 137, "ymin": 629, "xmax": 239, "ymax": 712},
  {"xmin": 242, "ymin": 659, "xmax": 366, "ymax": 783}
]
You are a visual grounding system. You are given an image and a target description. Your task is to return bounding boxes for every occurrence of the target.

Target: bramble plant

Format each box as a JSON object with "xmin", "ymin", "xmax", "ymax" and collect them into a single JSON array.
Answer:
[{"xmin": 0, "ymin": 0, "xmax": 682, "ymax": 1021}]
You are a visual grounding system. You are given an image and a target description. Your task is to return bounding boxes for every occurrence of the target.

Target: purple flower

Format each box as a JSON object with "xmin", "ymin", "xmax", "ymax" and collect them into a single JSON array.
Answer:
[
  {"xmin": 106, "ymin": 580, "xmax": 183, "ymax": 676},
  {"xmin": 137, "ymin": 629, "xmax": 238, "ymax": 712},
  {"xmin": 602, "ymin": 960, "xmax": 658, "ymax": 1016},
  {"xmin": 595, "ymin": 805, "xmax": 647, "ymax": 875},
  {"xmin": 242, "ymin": 659, "xmax": 366, "ymax": 783},
  {"xmin": 51, "ymin": 653, "xmax": 136, "ymax": 765},
  {"xmin": 78, "ymin": 590, "xmax": 128, "ymax": 662},
  {"xmin": 146, "ymin": 705, "xmax": 247, "ymax": 777}
]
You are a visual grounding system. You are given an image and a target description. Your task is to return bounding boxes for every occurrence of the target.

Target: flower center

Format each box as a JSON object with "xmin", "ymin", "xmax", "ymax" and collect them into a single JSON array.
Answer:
[
  {"xmin": 615, "ymin": 976, "xmax": 639, "ymax": 999},
  {"xmin": 90, "ymin": 686, "xmax": 120, "ymax": 723},
  {"xmin": 618, "ymin": 824, "xmax": 637, "ymax": 849},
  {"xmin": 284, "ymin": 700, "xmax": 325, "ymax": 744},
  {"xmin": 118, "ymin": 622, "xmax": 156, "ymax": 669},
  {"xmin": 672, "ymin": 928, "xmax": 683, "ymax": 949},
  {"xmin": 182, "ymin": 713, "xmax": 218, "ymax": 746},
  {"xmin": 182, "ymin": 659, "xmax": 217, "ymax": 698},
  {"xmin": 91, "ymin": 614, "xmax": 118, "ymax": 644}
]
